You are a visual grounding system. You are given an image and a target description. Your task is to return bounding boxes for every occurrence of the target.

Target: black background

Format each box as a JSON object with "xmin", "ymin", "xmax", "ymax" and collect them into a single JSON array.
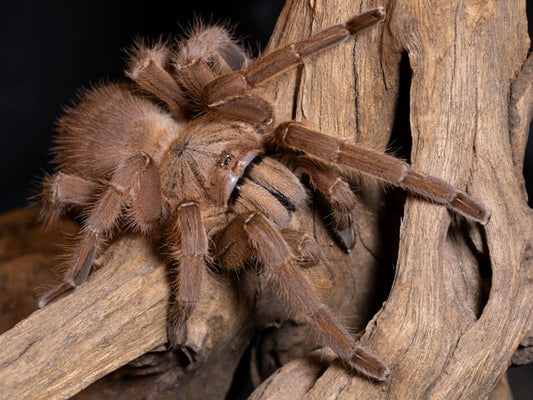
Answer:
[{"xmin": 1, "ymin": 1, "xmax": 531, "ymax": 398}]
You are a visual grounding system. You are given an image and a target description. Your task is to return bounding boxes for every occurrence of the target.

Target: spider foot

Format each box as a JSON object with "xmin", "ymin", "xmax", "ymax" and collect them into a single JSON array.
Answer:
[
  {"xmin": 346, "ymin": 346, "xmax": 390, "ymax": 382},
  {"xmin": 332, "ymin": 225, "xmax": 356, "ymax": 253},
  {"xmin": 167, "ymin": 321, "xmax": 187, "ymax": 349},
  {"xmin": 167, "ymin": 300, "xmax": 195, "ymax": 348},
  {"xmin": 38, "ymin": 281, "xmax": 75, "ymax": 308}
]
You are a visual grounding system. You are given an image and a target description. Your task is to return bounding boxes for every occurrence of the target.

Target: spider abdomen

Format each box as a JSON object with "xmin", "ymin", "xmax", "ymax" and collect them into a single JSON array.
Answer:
[{"xmin": 54, "ymin": 83, "xmax": 179, "ymax": 180}]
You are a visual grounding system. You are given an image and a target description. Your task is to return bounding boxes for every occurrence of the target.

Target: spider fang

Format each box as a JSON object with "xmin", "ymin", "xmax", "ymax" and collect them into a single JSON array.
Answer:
[{"xmin": 221, "ymin": 150, "xmax": 260, "ymax": 203}]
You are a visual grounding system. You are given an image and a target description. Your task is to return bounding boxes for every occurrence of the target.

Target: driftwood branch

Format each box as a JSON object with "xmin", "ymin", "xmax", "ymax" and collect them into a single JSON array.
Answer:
[
  {"xmin": 0, "ymin": 209, "xmax": 168, "ymax": 399},
  {"xmin": 0, "ymin": 209, "xmax": 255, "ymax": 399},
  {"xmin": 1, "ymin": 0, "xmax": 532, "ymax": 399}
]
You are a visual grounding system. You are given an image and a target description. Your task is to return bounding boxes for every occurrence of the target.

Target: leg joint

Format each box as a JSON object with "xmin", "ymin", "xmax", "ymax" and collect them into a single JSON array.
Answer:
[{"xmin": 178, "ymin": 201, "xmax": 200, "ymax": 210}]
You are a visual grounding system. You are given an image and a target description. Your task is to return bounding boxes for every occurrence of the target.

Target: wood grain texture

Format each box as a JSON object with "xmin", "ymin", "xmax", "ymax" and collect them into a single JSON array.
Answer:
[
  {"xmin": 0, "ymin": 209, "xmax": 168, "ymax": 399},
  {"xmin": 0, "ymin": 209, "xmax": 255, "ymax": 399}
]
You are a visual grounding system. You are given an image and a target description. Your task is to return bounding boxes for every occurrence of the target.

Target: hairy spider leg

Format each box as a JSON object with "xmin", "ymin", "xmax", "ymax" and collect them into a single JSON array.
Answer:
[
  {"xmin": 39, "ymin": 172, "xmax": 102, "ymax": 226},
  {"xmin": 39, "ymin": 153, "xmax": 162, "ymax": 307},
  {"xmin": 283, "ymin": 155, "xmax": 362, "ymax": 251},
  {"xmin": 173, "ymin": 25, "xmax": 250, "ymax": 102},
  {"xmin": 230, "ymin": 156, "xmax": 307, "ymax": 228},
  {"xmin": 126, "ymin": 43, "xmax": 189, "ymax": 120},
  {"xmin": 278, "ymin": 229, "xmax": 322, "ymax": 268},
  {"xmin": 230, "ymin": 212, "xmax": 389, "ymax": 381},
  {"xmin": 245, "ymin": 156, "xmax": 307, "ymax": 210},
  {"xmin": 127, "ymin": 26, "xmax": 250, "ymax": 120},
  {"xmin": 215, "ymin": 219, "xmax": 321, "ymax": 271},
  {"xmin": 274, "ymin": 122, "xmax": 491, "ymax": 224},
  {"xmin": 174, "ymin": 25, "xmax": 250, "ymax": 74},
  {"xmin": 201, "ymin": 8, "xmax": 386, "ymax": 123},
  {"xmin": 172, "ymin": 24, "xmax": 271, "ymax": 123},
  {"xmin": 232, "ymin": 178, "xmax": 291, "ymax": 228},
  {"xmin": 167, "ymin": 202, "xmax": 208, "ymax": 346}
]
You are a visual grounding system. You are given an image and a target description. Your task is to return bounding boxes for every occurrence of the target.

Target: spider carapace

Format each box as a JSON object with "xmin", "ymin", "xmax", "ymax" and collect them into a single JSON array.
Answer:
[{"xmin": 38, "ymin": 7, "xmax": 489, "ymax": 382}]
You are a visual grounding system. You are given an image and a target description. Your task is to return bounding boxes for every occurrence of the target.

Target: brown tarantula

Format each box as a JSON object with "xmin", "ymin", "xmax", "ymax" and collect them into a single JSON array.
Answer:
[{"xmin": 38, "ymin": 7, "xmax": 489, "ymax": 382}]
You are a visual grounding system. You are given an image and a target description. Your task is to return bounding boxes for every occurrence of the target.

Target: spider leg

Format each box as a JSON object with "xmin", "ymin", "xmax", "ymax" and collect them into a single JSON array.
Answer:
[
  {"xmin": 284, "ymin": 155, "xmax": 361, "ymax": 251},
  {"xmin": 213, "ymin": 215, "xmax": 250, "ymax": 270},
  {"xmin": 167, "ymin": 202, "xmax": 208, "ymax": 346},
  {"xmin": 247, "ymin": 156, "xmax": 307, "ymax": 210},
  {"xmin": 39, "ymin": 152, "xmax": 162, "ymax": 307},
  {"xmin": 201, "ymin": 8, "xmax": 385, "ymax": 122},
  {"xmin": 274, "ymin": 122, "xmax": 491, "ymax": 224},
  {"xmin": 126, "ymin": 41, "xmax": 189, "ymax": 120},
  {"xmin": 277, "ymin": 229, "xmax": 322, "ymax": 268},
  {"xmin": 175, "ymin": 25, "xmax": 250, "ymax": 74},
  {"xmin": 173, "ymin": 25, "xmax": 250, "ymax": 102},
  {"xmin": 39, "ymin": 172, "xmax": 101, "ymax": 226},
  {"xmin": 230, "ymin": 156, "xmax": 307, "ymax": 228},
  {"xmin": 233, "ymin": 178, "xmax": 291, "ymax": 229},
  {"xmin": 234, "ymin": 212, "xmax": 389, "ymax": 381},
  {"xmin": 214, "ymin": 217, "xmax": 320, "ymax": 270},
  {"xmin": 204, "ymin": 91, "xmax": 275, "ymax": 125}
]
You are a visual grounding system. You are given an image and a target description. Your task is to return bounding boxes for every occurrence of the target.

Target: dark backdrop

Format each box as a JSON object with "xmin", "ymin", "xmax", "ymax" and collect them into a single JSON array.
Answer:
[{"xmin": 0, "ymin": 1, "xmax": 531, "ymax": 398}]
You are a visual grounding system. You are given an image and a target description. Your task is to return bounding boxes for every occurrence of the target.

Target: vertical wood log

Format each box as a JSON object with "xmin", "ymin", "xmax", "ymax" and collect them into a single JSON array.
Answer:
[{"xmin": 251, "ymin": 0, "xmax": 532, "ymax": 399}]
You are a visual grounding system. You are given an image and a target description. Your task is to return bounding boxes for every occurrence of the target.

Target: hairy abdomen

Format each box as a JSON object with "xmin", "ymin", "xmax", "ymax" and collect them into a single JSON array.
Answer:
[{"xmin": 54, "ymin": 83, "xmax": 178, "ymax": 180}]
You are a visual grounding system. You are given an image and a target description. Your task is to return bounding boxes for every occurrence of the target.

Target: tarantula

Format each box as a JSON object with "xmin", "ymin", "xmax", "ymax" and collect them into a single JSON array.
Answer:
[{"xmin": 38, "ymin": 7, "xmax": 489, "ymax": 382}]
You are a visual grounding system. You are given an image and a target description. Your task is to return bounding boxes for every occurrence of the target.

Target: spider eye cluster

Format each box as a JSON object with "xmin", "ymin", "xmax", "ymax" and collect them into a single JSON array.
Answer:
[{"xmin": 217, "ymin": 153, "xmax": 235, "ymax": 170}]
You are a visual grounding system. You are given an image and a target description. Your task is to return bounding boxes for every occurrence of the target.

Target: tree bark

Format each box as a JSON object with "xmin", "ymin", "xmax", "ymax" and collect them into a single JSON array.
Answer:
[{"xmin": 0, "ymin": 0, "xmax": 531, "ymax": 399}]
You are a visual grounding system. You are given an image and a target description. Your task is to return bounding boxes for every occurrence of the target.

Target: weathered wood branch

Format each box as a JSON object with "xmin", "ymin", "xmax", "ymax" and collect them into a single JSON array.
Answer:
[
  {"xmin": 0, "ymin": 238, "xmax": 167, "ymax": 399},
  {"xmin": 0, "ymin": 209, "xmax": 168, "ymax": 399},
  {"xmin": 0, "ymin": 209, "xmax": 256, "ymax": 399}
]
